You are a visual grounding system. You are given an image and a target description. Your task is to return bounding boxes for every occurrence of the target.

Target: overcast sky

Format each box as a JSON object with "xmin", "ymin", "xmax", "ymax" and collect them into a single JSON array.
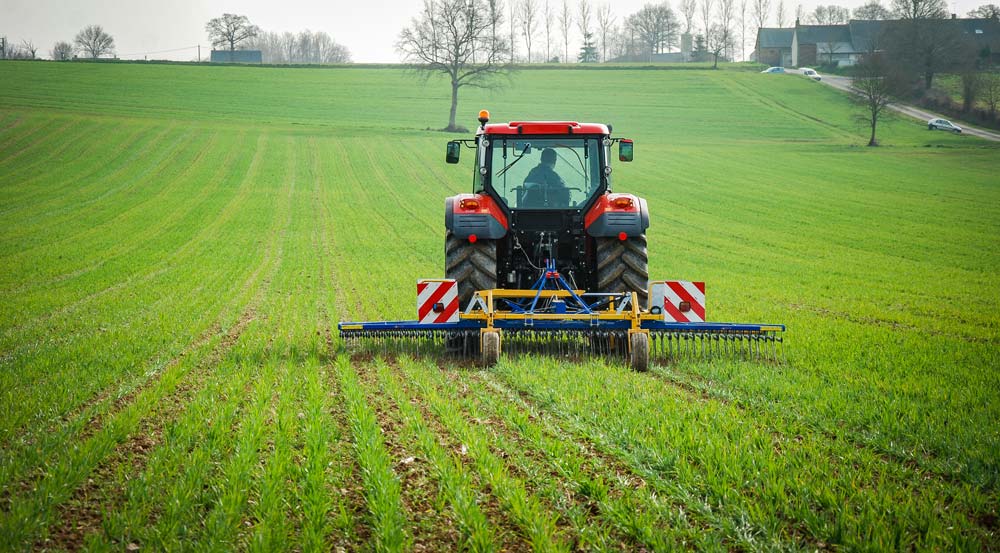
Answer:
[{"xmin": 3, "ymin": 0, "xmax": 982, "ymax": 62}]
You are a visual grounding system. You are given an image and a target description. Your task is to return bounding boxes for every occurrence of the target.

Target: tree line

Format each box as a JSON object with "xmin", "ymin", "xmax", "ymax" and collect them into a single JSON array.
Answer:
[
  {"xmin": 392, "ymin": 0, "xmax": 994, "ymax": 71},
  {"xmin": 204, "ymin": 13, "xmax": 351, "ymax": 64},
  {"xmin": 1, "ymin": 25, "xmax": 116, "ymax": 60},
  {"xmin": 0, "ymin": 14, "xmax": 351, "ymax": 64}
]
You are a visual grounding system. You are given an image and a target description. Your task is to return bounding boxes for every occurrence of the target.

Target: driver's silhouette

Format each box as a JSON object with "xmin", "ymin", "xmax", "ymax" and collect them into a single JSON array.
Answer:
[{"xmin": 521, "ymin": 148, "xmax": 568, "ymax": 207}]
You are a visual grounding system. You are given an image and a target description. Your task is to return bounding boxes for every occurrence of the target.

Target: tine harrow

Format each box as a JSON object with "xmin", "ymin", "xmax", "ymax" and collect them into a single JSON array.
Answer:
[
  {"xmin": 339, "ymin": 327, "xmax": 784, "ymax": 364},
  {"xmin": 338, "ymin": 261, "xmax": 785, "ymax": 370},
  {"xmin": 648, "ymin": 330, "xmax": 784, "ymax": 364}
]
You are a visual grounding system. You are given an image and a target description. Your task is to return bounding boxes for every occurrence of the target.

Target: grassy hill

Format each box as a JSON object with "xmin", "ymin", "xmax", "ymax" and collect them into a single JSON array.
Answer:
[{"xmin": 1, "ymin": 60, "xmax": 998, "ymax": 550}]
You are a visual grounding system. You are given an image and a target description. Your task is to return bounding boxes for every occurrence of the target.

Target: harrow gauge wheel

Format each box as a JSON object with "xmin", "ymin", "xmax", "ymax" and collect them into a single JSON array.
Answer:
[
  {"xmin": 630, "ymin": 332, "xmax": 650, "ymax": 372},
  {"xmin": 481, "ymin": 330, "xmax": 501, "ymax": 366}
]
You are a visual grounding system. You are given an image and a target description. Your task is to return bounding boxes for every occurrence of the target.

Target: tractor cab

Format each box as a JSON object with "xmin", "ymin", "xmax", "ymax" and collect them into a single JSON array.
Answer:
[{"xmin": 486, "ymin": 136, "xmax": 603, "ymax": 210}]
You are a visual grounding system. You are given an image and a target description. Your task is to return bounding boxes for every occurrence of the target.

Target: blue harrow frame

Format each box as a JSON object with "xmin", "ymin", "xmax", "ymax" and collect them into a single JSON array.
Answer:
[{"xmin": 338, "ymin": 261, "xmax": 784, "ymax": 370}]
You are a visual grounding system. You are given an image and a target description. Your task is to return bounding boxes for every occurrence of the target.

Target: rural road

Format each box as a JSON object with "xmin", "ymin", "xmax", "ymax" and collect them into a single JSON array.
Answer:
[{"xmin": 820, "ymin": 74, "xmax": 1000, "ymax": 142}]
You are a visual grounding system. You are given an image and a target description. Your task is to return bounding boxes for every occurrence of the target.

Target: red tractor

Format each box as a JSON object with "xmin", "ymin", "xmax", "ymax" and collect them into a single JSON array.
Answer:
[{"xmin": 444, "ymin": 110, "xmax": 649, "ymax": 308}]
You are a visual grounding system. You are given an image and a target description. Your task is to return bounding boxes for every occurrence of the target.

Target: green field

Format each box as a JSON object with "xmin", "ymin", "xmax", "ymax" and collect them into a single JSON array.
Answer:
[{"xmin": 1, "ymin": 60, "xmax": 998, "ymax": 551}]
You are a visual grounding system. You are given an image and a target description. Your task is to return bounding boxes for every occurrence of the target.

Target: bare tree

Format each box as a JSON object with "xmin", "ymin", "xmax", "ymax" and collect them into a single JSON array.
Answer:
[
  {"xmin": 612, "ymin": 17, "xmax": 638, "ymax": 59},
  {"xmin": 981, "ymin": 73, "xmax": 1000, "ymax": 119},
  {"xmin": 521, "ymin": 0, "xmax": 538, "ymax": 62},
  {"xmin": 488, "ymin": 0, "xmax": 505, "ymax": 59},
  {"xmin": 891, "ymin": 0, "xmax": 948, "ymax": 18},
  {"xmin": 810, "ymin": 5, "xmax": 851, "ymax": 24},
  {"xmin": 700, "ymin": 0, "xmax": 715, "ymax": 35},
  {"xmin": 851, "ymin": 49, "xmax": 893, "ymax": 146},
  {"xmin": 887, "ymin": 0, "xmax": 961, "ymax": 89},
  {"xmin": 719, "ymin": 0, "xmax": 736, "ymax": 60},
  {"xmin": 753, "ymin": 0, "xmax": 771, "ymax": 29},
  {"xmin": 706, "ymin": 22, "xmax": 735, "ymax": 67},
  {"xmin": 578, "ymin": 0, "xmax": 593, "ymax": 43},
  {"xmin": 967, "ymin": 4, "xmax": 1000, "ymax": 18},
  {"xmin": 596, "ymin": 3, "xmax": 616, "ymax": 61},
  {"xmin": 205, "ymin": 14, "xmax": 260, "ymax": 51},
  {"xmin": 74, "ymin": 25, "xmax": 115, "ymax": 59},
  {"xmin": 960, "ymin": 72, "xmax": 982, "ymax": 112},
  {"xmin": 2, "ymin": 43, "xmax": 26, "ymax": 59},
  {"xmin": 631, "ymin": 3, "xmax": 680, "ymax": 60},
  {"xmin": 510, "ymin": 1, "xmax": 518, "ymax": 61},
  {"xmin": 544, "ymin": 0, "xmax": 554, "ymax": 60},
  {"xmin": 18, "ymin": 40, "xmax": 37, "ymax": 59},
  {"xmin": 397, "ymin": 0, "xmax": 512, "ymax": 131},
  {"xmin": 51, "ymin": 41, "xmax": 73, "ymax": 60},
  {"xmin": 621, "ymin": 13, "xmax": 642, "ymax": 59},
  {"xmin": 559, "ymin": 0, "xmax": 572, "ymax": 62},
  {"xmin": 776, "ymin": 0, "xmax": 787, "ymax": 25},
  {"xmin": 633, "ymin": 6, "xmax": 658, "ymax": 60},
  {"xmin": 681, "ymin": 0, "xmax": 699, "ymax": 34},
  {"xmin": 739, "ymin": 0, "xmax": 748, "ymax": 61},
  {"xmin": 854, "ymin": 0, "xmax": 892, "ymax": 19}
]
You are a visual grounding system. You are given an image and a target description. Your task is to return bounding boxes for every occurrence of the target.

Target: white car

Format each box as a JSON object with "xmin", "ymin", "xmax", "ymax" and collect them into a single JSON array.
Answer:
[
  {"xmin": 927, "ymin": 118, "xmax": 962, "ymax": 134},
  {"xmin": 760, "ymin": 66, "xmax": 785, "ymax": 74},
  {"xmin": 800, "ymin": 68, "xmax": 822, "ymax": 81}
]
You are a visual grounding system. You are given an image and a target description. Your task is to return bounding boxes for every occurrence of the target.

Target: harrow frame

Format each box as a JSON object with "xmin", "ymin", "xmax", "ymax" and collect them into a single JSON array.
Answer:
[{"xmin": 338, "ymin": 261, "xmax": 785, "ymax": 370}]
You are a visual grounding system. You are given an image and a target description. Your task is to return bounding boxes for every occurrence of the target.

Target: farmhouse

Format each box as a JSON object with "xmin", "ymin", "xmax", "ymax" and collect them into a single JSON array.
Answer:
[
  {"xmin": 754, "ymin": 28, "xmax": 794, "ymax": 67},
  {"xmin": 209, "ymin": 49, "xmax": 263, "ymax": 64},
  {"xmin": 755, "ymin": 17, "xmax": 1000, "ymax": 67}
]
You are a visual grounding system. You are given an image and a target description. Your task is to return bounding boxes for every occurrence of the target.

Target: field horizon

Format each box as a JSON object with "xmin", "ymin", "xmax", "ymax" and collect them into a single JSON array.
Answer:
[{"xmin": 1, "ymin": 60, "xmax": 998, "ymax": 551}]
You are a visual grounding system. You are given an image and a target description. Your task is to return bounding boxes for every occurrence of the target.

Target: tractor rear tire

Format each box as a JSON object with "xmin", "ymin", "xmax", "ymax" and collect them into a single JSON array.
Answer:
[
  {"xmin": 445, "ymin": 231, "xmax": 497, "ymax": 309},
  {"xmin": 596, "ymin": 234, "xmax": 649, "ymax": 308}
]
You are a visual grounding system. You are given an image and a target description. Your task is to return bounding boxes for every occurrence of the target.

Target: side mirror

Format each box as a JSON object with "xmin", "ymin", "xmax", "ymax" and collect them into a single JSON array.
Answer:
[
  {"xmin": 446, "ymin": 141, "xmax": 461, "ymax": 164},
  {"xmin": 618, "ymin": 139, "xmax": 634, "ymax": 162}
]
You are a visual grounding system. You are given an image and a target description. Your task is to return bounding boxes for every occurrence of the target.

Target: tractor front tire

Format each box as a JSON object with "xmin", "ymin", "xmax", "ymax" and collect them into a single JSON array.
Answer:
[
  {"xmin": 596, "ymin": 234, "xmax": 649, "ymax": 307},
  {"xmin": 445, "ymin": 231, "xmax": 497, "ymax": 309}
]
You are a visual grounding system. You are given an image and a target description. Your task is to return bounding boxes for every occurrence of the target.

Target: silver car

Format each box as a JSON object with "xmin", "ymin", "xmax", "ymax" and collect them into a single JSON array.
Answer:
[
  {"xmin": 760, "ymin": 66, "xmax": 785, "ymax": 74},
  {"xmin": 927, "ymin": 118, "xmax": 962, "ymax": 133}
]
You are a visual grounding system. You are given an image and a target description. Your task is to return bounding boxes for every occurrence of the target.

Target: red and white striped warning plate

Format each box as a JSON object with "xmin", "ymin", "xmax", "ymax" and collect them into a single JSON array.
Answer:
[
  {"xmin": 416, "ymin": 279, "xmax": 460, "ymax": 324},
  {"xmin": 649, "ymin": 280, "xmax": 706, "ymax": 323}
]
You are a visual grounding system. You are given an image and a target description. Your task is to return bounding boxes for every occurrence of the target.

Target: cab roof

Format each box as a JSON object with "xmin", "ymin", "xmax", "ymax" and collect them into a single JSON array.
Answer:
[{"xmin": 480, "ymin": 121, "xmax": 610, "ymax": 135}]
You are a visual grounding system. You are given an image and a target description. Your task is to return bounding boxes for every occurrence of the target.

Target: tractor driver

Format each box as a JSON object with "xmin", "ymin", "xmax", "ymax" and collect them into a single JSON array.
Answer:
[{"xmin": 522, "ymin": 148, "xmax": 568, "ymax": 207}]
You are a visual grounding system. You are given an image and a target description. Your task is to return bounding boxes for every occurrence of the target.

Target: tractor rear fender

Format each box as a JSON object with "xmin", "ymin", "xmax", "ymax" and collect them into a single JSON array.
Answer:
[
  {"xmin": 445, "ymin": 193, "xmax": 508, "ymax": 240},
  {"xmin": 584, "ymin": 193, "xmax": 649, "ymax": 238}
]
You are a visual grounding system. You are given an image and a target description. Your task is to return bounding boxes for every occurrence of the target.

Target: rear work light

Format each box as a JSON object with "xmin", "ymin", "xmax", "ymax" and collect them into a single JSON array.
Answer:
[
  {"xmin": 611, "ymin": 197, "xmax": 634, "ymax": 209},
  {"xmin": 460, "ymin": 198, "xmax": 480, "ymax": 210}
]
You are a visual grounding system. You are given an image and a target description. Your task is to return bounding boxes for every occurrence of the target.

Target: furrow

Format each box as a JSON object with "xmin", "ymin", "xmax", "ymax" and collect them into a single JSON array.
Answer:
[
  {"xmin": 0, "ymin": 310, "xmax": 256, "ymax": 549},
  {"xmin": 390, "ymin": 358, "xmax": 571, "ymax": 552},
  {"xmin": 39, "ymin": 315, "xmax": 258, "ymax": 551},
  {"xmin": 372, "ymin": 358, "xmax": 530, "ymax": 552},
  {"xmin": 449, "ymin": 363, "xmax": 711, "ymax": 550},
  {"xmin": 357, "ymin": 359, "xmax": 477, "ymax": 551},
  {"xmin": 335, "ymin": 354, "xmax": 410, "ymax": 552}
]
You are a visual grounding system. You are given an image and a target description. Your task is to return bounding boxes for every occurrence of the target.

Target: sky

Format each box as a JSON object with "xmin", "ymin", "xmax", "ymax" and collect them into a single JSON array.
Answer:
[{"xmin": 2, "ymin": 0, "xmax": 984, "ymax": 62}]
